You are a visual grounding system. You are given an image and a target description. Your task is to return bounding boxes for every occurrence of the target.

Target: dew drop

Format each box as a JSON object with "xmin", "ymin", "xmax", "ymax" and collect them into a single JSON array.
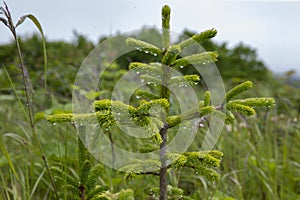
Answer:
[
  {"xmin": 199, "ymin": 123, "xmax": 204, "ymax": 127},
  {"xmin": 147, "ymin": 82, "xmax": 151, "ymax": 85},
  {"xmin": 136, "ymin": 71, "xmax": 140, "ymax": 75},
  {"xmin": 136, "ymin": 95, "xmax": 140, "ymax": 99},
  {"xmin": 141, "ymin": 79, "xmax": 145, "ymax": 83},
  {"xmin": 144, "ymin": 50, "xmax": 149, "ymax": 54},
  {"xmin": 180, "ymin": 65, "xmax": 184, "ymax": 69},
  {"xmin": 52, "ymin": 123, "xmax": 56, "ymax": 126},
  {"xmin": 153, "ymin": 53, "xmax": 158, "ymax": 56}
]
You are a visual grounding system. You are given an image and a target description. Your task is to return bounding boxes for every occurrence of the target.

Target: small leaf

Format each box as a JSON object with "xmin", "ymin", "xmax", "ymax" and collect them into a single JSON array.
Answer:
[
  {"xmin": 15, "ymin": 15, "xmax": 27, "ymax": 27},
  {"xmin": 15, "ymin": 14, "xmax": 45, "ymax": 38}
]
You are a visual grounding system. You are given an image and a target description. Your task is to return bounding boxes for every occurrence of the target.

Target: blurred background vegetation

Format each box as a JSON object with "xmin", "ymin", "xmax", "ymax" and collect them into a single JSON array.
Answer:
[{"xmin": 0, "ymin": 28, "xmax": 299, "ymax": 199}]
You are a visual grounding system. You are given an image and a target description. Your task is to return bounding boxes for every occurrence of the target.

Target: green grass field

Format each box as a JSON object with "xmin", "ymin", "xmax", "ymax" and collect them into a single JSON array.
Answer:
[{"xmin": 0, "ymin": 3, "xmax": 299, "ymax": 200}]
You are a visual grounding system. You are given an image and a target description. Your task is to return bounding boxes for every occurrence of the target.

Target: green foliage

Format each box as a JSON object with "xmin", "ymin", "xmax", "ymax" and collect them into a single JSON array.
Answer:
[
  {"xmin": 51, "ymin": 136, "xmax": 109, "ymax": 200},
  {"xmin": 179, "ymin": 29, "xmax": 217, "ymax": 49},
  {"xmin": 172, "ymin": 51, "xmax": 218, "ymax": 68},
  {"xmin": 129, "ymin": 62, "xmax": 163, "ymax": 76},
  {"xmin": 170, "ymin": 150, "xmax": 224, "ymax": 182},
  {"xmin": 150, "ymin": 185, "xmax": 194, "ymax": 200},
  {"xmin": 225, "ymin": 81, "xmax": 253, "ymax": 101},
  {"xmin": 178, "ymin": 29, "xmax": 270, "ymax": 83},
  {"xmin": 3, "ymin": 2, "xmax": 294, "ymax": 200},
  {"xmin": 224, "ymin": 81, "xmax": 275, "ymax": 117},
  {"xmin": 126, "ymin": 38, "xmax": 162, "ymax": 56}
]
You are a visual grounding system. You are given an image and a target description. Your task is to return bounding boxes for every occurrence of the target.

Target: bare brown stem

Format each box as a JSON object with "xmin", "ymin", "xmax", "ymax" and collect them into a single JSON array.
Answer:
[{"xmin": 159, "ymin": 122, "xmax": 169, "ymax": 200}]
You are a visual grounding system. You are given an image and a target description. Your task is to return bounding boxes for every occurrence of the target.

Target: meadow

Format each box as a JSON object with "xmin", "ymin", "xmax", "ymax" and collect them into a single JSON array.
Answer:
[{"xmin": 0, "ymin": 3, "xmax": 299, "ymax": 200}]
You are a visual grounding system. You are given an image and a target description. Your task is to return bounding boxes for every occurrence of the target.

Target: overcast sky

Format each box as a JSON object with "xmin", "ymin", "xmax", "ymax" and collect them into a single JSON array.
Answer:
[{"xmin": 1, "ymin": 0, "xmax": 300, "ymax": 74}]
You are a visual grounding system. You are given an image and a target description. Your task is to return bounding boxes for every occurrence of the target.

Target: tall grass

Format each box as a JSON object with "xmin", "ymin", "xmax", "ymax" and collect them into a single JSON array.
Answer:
[
  {"xmin": 216, "ymin": 112, "xmax": 300, "ymax": 200},
  {"xmin": 0, "ymin": 2, "xmax": 57, "ymax": 198},
  {"xmin": 0, "ymin": 2, "xmax": 299, "ymax": 200}
]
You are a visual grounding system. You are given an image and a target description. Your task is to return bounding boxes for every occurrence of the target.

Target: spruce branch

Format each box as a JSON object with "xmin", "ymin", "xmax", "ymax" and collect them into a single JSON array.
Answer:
[
  {"xmin": 79, "ymin": 160, "xmax": 92, "ymax": 186},
  {"xmin": 51, "ymin": 167, "xmax": 79, "ymax": 189},
  {"xmin": 126, "ymin": 38, "xmax": 162, "ymax": 56},
  {"xmin": 226, "ymin": 80, "xmax": 253, "ymax": 101},
  {"xmin": 86, "ymin": 164, "xmax": 104, "ymax": 190},
  {"xmin": 137, "ymin": 99, "xmax": 169, "ymax": 115},
  {"xmin": 169, "ymin": 150, "xmax": 223, "ymax": 182},
  {"xmin": 226, "ymin": 102, "xmax": 256, "ymax": 116},
  {"xmin": 179, "ymin": 28, "xmax": 217, "ymax": 49},
  {"xmin": 120, "ymin": 159, "xmax": 161, "ymax": 180},
  {"xmin": 135, "ymin": 90, "xmax": 161, "ymax": 100},
  {"xmin": 86, "ymin": 185, "xmax": 109, "ymax": 200},
  {"xmin": 161, "ymin": 45, "xmax": 181, "ymax": 65},
  {"xmin": 129, "ymin": 62, "xmax": 163, "ymax": 76},
  {"xmin": 229, "ymin": 97, "xmax": 275, "ymax": 107},
  {"xmin": 172, "ymin": 51, "xmax": 218, "ymax": 68},
  {"xmin": 166, "ymin": 106, "xmax": 214, "ymax": 128},
  {"xmin": 140, "ymin": 74, "xmax": 162, "ymax": 85},
  {"xmin": 169, "ymin": 74, "xmax": 200, "ymax": 87}
]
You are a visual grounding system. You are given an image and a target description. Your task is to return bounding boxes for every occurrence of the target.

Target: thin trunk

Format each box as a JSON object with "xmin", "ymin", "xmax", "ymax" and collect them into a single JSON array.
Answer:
[
  {"xmin": 108, "ymin": 132, "xmax": 116, "ymax": 168},
  {"xmin": 159, "ymin": 122, "xmax": 169, "ymax": 200}
]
